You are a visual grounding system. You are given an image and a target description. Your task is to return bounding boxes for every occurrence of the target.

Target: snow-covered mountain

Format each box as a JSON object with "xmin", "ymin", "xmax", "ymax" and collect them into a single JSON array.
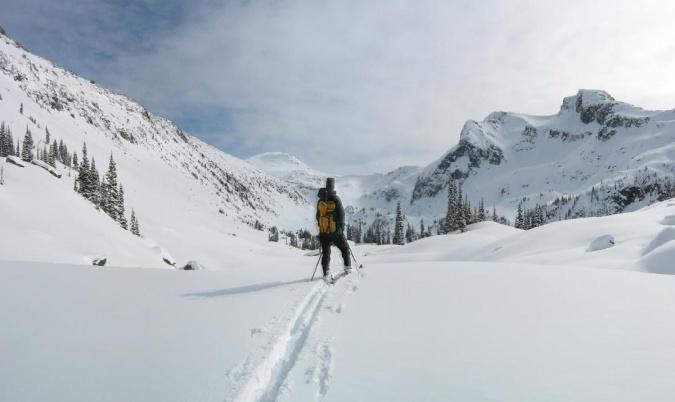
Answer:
[
  {"xmin": 254, "ymin": 90, "xmax": 675, "ymax": 235},
  {"xmin": 0, "ymin": 30, "xmax": 311, "ymax": 268},
  {"xmin": 247, "ymin": 152, "xmax": 328, "ymax": 195},
  {"xmin": 410, "ymin": 89, "xmax": 675, "ymax": 220}
]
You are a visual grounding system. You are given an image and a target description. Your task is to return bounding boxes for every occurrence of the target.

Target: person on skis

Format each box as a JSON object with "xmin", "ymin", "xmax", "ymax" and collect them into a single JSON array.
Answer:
[{"xmin": 316, "ymin": 177, "xmax": 351, "ymax": 282}]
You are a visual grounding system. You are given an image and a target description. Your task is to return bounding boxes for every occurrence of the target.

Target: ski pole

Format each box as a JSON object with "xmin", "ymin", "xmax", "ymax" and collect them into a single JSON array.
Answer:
[
  {"xmin": 311, "ymin": 250, "xmax": 323, "ymax": 280},
  {"xmin": 349, "ymin": 246, "xmax": 363, "ymax": 270}
]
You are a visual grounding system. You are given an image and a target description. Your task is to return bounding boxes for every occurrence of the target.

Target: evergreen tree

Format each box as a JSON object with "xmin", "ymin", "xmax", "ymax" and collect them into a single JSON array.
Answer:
[
  {"xmin": 393, "ymin": 202, "xmax": 405, "ymax": 245},
  {"xmin": 268, "ymin": 226, "xmax": 279, "ymax": 242},
  {"xmin": 0, "ymin": 122, "xmax": 12, "ymax": 157},
  {"xmin": 492, "ymin": 207, "xmax": 498, "ymax": 222},
  {"xmin": 463, "ymin": 194, "xmax": 472, "ymax": 225},
  {"xmin": 0, "ymin": 122, "xmax": 6, "ymax": 157},
  {"xmin": 78, "ymin": 143, "xmax": 91, "ymax": 198},
  {"xmin": 48, "ymin": 139, "xmax": 57, "ymax": 167},
  {"xmin": 21, "ymin": 128, "xmax": 34, "ymax": 162},
  {"xmin": 89, "ymin": 157, "xmax": 100, "ymax": 206},
  {"xmin": 19, "ymin": 103, "xmax": 23, "ymax": 115},
  {"xmin": 478, "ymin": 197, "xmax": 486, "ymax": 221},
  {"xmin": 445, "ymin": 177, "xmax": 457, "ymax": 234},
  {"xmin": 118, "ymin": 184, "xmax": 128, "ymax": 229},
  {"xmin": 515, "ymin": 203, "xmax": 524, "ymax": 229},
  {"xmin": 420, "ymin": 219, "xmax": 426, "ymax": 239},
  {"xmin": 103, "ymin": 154, "xmax": 119, "ymax": 219},
  {"xmin": 130, "ymin": 209, "xmax": 141, "ymax": 236}
]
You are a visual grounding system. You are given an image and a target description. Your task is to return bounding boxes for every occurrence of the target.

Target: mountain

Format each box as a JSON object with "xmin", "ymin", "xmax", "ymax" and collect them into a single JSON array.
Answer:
[
  {"xmin": 251, "ymin": 90, "xmax": 675, "ymax": 237},
  {"xmin": 249, "ymin": 151, "xmax": 422, "ymax": 223},
  {"xmin": 0, "ymin": 30, "xmax": 311, "ymax": 268},
  {"xmin": 247, "ymin": 152, "xmax": 328, "ymax": 195},
  {"xmin": 409, "ymin": 89, "xmax": 675, "ymax": 222}
]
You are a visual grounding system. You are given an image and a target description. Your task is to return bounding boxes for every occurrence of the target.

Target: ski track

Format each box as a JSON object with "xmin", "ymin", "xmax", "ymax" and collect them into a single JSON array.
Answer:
[
  {"xmin": 232, "ymin": 269, "xmax": 362, "ymax": 402},
  {"xmin": 233, "ymin": 282, "xmax": 329, "ymax": 402}
]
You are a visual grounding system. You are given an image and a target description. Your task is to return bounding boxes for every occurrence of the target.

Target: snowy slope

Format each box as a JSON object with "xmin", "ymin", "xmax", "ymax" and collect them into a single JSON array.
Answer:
[
  {"xmin": 4, "ymin": 199, "xmax": 675, "ymax": 401},
  {"xmin": 247, "ymin": 152, "xmax": 329, "ymax": 197},
  {"xmin": 410, "ymin": 89, "xmax": 675, "ymax": 220},
  {"xmin": 0, "ymin": 31, "xmax": 312, "ymax": 268}
]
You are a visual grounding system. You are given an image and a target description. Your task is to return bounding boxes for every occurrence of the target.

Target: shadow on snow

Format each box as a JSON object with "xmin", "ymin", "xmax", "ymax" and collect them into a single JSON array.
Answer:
[{"xmin": 183, "ymin": 278, "xmax": 314, "ymax": 298}]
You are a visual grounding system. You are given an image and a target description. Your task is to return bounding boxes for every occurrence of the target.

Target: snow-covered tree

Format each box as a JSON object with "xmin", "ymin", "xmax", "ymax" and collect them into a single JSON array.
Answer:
[
  {"xmin": 20, "ymin": 128, "xmax": 33, "ymax": 162},
  {"xmin": 103, "ymin": 154, "xmax": 120, "ymax": 220},
  {"xmin": 445, "ymin": 178, "xmax": 458, "ymax": 233},
  {"xmin": 77, "ymin": 143, "xmax": 91, "ymax": 197},
  {"xmin": 130, "ymin": 209, "xmax": 141, "ymax": 236},
  {"xmin": 515, "ymin": 203, "xmax": 524, "ymax": 229},
  {"xmin": 393, "ymin": 202, "xmax": 405, "ymax": 245},
  {"xmin": 118, "ymin": 184, "xmax": 128, "ymax": 229},
  {"xmin": 478, "ymin": 197, "xmax": 486, "ymax": 221}
]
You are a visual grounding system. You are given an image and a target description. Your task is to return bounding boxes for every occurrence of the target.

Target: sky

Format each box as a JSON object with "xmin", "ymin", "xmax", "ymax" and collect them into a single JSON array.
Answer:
[{"xmin": 3, "ymin": 0, "xmax": 675, "ymax": 174}]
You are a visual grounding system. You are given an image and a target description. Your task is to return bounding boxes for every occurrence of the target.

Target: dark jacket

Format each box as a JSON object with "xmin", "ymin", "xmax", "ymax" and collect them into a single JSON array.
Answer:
[{"xmin": 316, "ymin": 189, "xmax": 345, "ymax": 231}]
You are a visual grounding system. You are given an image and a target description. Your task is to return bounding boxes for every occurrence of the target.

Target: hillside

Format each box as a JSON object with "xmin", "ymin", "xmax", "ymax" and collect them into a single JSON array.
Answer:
[{"xmin": 0, "ymin": 31, "xmax": 312, "ymax": 268}]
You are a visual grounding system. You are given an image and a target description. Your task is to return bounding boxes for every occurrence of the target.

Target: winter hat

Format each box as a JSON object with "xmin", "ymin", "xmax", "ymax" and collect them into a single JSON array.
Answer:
[{"xmin": 326, "ymin": 177, "xmax": 335, "ymax": 192}]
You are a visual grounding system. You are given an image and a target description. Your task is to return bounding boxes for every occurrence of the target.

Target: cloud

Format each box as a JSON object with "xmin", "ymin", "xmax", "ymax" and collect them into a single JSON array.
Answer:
[{"xmin": 5, "ymin": 0, "xmax": 675, "ymax": 173}]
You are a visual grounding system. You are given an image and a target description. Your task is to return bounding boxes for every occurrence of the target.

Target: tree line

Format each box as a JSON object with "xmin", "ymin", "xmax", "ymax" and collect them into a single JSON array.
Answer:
[
  {"xmin": 1, "ymin": 119, "xmax": 142, "ymax": 237},
  {"xmin": 73, "ymin": 142, "xmax": 141, "ymax": 236}
]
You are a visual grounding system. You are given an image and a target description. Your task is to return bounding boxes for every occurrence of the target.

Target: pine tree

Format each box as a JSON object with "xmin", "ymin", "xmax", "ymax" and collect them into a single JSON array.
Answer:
[
  {"xmin": 393, "ymin": 202, "xmax": 405, "ymax": 245},
  {"xmin": 19, "ymin": 103, "xmax": 23, "ymax": 115},
  {"xmin": 103, "ymin": 154, "xmax": 119, "ymax": 219},
  {"xmin": 89, "ymin": 157, "xmax": 100, "ymax": 206},
  {"xmin": 118, "ymin": 184, "xmax": 128, "ymax": 229},
  {"xmin": 420, "ymin": 219, "xmax": 426, "ymax": 239},
  {"xmin": 0, "ymin": 122, "xmax": 6, "ymax": 157},
  {"xmin": 130, "ymin": 209, "xmax": 140, "ymax": 236},
  {"xmin": 78, "ymin": 143, "xmax": 90, "ymax": 197},
  {"xmin": 463, "ymin": 194, "xmax": 472, "ymax": 225},
  {"xmin": 445, "ymin": 178, "xmax": 457, "ymax": 234},
  {"xmin": 492, "ymin": 207, "xmax": 498, "ymax": 222},
  {"xmin": 48, "ymin": 139, "xmax": 57, "ymax": 167},
  {"xmin": 21, "ymin": 128, "xmax": 34, "ymax": 162},
  {"xmin": 478, "ymin": 197, "xmax": 486, "ymax": 221},
  {"xmin": 516, "ymin": 203, "xmax": 524, "ymax": 229},
  {"xmin": 45, "ymin": 128, "xmax": 50, "ymax": 145}
]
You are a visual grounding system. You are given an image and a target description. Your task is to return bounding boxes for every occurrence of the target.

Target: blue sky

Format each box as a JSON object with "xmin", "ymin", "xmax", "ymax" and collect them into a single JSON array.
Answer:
[{"xmin": 3, "ymin": 0, "xmax": 675, "ymax": 174}]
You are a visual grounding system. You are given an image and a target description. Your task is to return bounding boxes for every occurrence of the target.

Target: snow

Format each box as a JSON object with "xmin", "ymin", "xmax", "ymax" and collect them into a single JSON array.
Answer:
[
  {"xmin": 587, "ymin": 234, "xmax": 615, "ymax": 252},
  {"xmin": 0, "ymin": 31, "xmax": 314, "ymax": 268},
  {"xmin": 5, "ymin": 200, "xmax": 675, "ymax": 401},
  {"xmin": 4, "ymin": 26, "xmax": 675, "ymax": 402}
]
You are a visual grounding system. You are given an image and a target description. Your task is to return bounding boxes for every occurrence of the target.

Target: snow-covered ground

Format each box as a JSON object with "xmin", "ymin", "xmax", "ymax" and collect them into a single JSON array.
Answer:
[{"xmin": 4, "ymin": 200, "xmax": 675, "ymax": 401}]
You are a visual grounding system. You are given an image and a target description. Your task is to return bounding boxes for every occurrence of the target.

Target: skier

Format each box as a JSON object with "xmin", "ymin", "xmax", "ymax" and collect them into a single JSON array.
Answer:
[{"xmin": 316, "ymin": 177, "xmax": 351, "ymax": 282}]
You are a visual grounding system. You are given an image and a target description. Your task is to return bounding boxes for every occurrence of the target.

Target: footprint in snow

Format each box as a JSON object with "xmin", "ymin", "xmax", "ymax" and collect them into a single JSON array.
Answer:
[{"xmin": 325, "ymin": 304, "xmax": 345, "ymax": 314}]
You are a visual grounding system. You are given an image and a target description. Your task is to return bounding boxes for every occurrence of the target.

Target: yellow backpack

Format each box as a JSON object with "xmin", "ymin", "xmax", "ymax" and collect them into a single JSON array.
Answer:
[{"xmin": 317, "ymin": 200, "xmax": 337, "ymax": 234}]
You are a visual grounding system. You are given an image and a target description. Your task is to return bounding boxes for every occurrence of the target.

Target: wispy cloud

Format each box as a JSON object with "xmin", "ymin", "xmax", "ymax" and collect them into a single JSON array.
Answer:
[{"xmin": 4, "ymin": 0, "xmax": 675, "ymax": 173}]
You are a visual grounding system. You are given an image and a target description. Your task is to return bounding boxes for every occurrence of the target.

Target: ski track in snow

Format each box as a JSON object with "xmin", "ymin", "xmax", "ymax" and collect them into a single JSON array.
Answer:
[
  {"xmin": 233, "ymin": 282, "xmax": 329, "ymax": 402},
  {"xmin": 233, "ymin": 270, "xmax": 362, "ymax": 402}
]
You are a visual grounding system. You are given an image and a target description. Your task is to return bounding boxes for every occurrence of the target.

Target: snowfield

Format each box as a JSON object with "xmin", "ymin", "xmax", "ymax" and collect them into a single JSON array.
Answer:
[{"xmin": 4, "ymin": 200, "xmax": 675, "ymax": 401}]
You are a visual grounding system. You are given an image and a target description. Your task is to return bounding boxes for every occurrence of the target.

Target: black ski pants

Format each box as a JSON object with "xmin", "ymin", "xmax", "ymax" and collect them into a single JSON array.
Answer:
[{"xmin": 320, "ymin": 234, "xmax": 351, "ymax": 275}]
